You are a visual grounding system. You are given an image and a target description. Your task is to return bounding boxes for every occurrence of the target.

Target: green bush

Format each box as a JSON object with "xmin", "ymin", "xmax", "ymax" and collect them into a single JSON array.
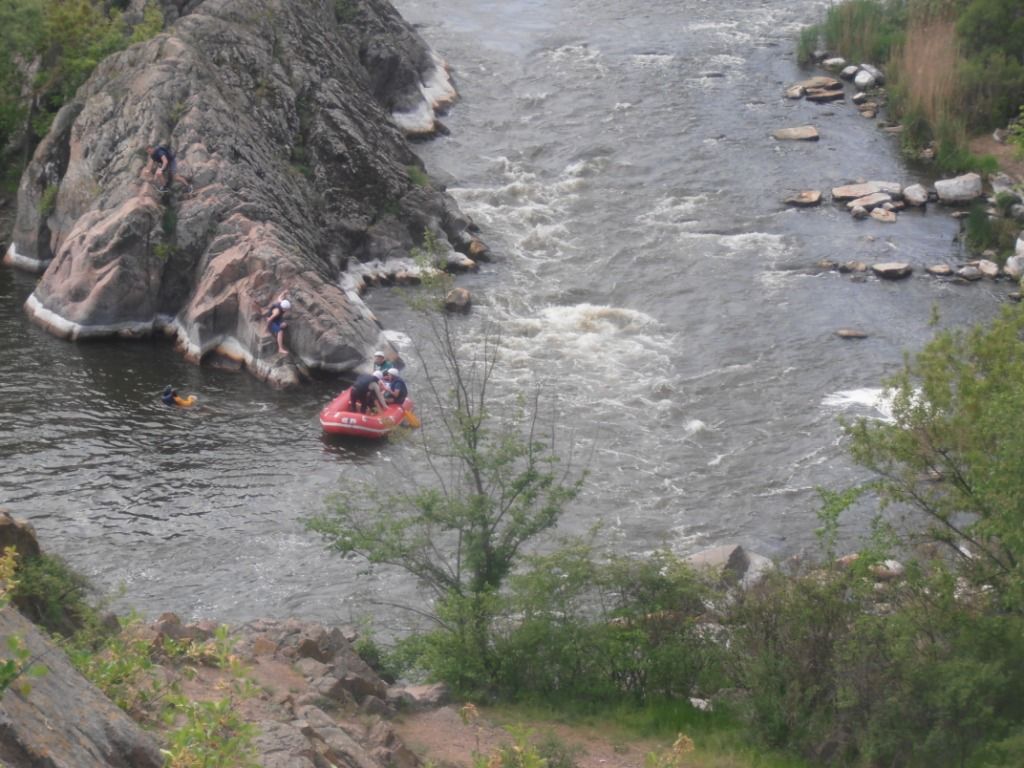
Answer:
[{"xmin": 9, "ymin": 553, "xmax": 96, "ymax": 637}]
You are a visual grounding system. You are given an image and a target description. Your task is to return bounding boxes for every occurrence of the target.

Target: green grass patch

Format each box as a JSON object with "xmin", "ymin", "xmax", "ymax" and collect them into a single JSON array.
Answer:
[{"xmin": 481, "ymin": 701, "xmax": 811, "ymax": 768}]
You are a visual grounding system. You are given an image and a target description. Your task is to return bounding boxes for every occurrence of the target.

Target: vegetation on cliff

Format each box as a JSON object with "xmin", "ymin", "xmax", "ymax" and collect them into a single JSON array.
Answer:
[
  {"xmin": 0, "ymin": 0, "xmax": 163, "ymax": 188},
  {"xmin": 312, "ymin": 283, "xmax": 1024, "ymax": 766},
  {"xmin": 797, "ymin": 0, "xmax": 1024, "ymax": 173}
]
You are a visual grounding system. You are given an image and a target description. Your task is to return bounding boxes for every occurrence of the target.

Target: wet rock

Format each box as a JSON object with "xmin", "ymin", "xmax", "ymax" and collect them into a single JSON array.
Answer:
[
  {"xmin": 836, "ymin": 328, "xmax": 868, "ymax": 339},
  {"xmin": 785, "ymin": 190, "xmax": 822, "ymax": 207},
  {"xmin": 851, "ymin": 91, "xmax": 869, "ymax": 104},
  {"xmin": 685, "ymin": 544, "xmax": 774, "ymax": 589},
  {"xmin": 772, "ymin": 125, "xmax": 819, "ymax": 141},
  {"xmin": 847, "ymin": 192, "xmax": 892, "ymax": 210},
  {"xmin": 859, "ymin": 63, "xmax": 885, "ymax": 85},
  {"xmin": 822, "ymin": 57, "xmax": 847, "ymax": 71},
  {"xmin": 444, "ymin": 286, "xmax": 472, "ymax": 313},
  {"xmin": 903, "ymin": 184, "xmax": 929, "ymax": 207},
  {"xmin": 853, "ymin": 69, "xmax": 876, "ymax": 89},
  {"xmin": 977, "ymin": 259, "xmax": 1000, "ymax": 279},
  {"xmin": 957, "ymin": 265, "xmax": 983, "ymax": 281},
  {"xmin": 805, "ymin": 87, "xmax": 845, "ymax": 103},
  {"xmin": 832, "ymin": 181, "xmax": 902, "ymax": 200},
  {"xmin": 840, "ymin": 65, "xmax": 859, "ymax": 81},
  {"xmin": 1004, "ymin": 255, "xmax": 1024, "ymax": 280},
  {"xmin": 850, "ymin": 205, "xmax": 869, "ymax": 220},
  {"xmin": 935, "ymin": 173, "xmax": 983, "ymax": 204},
  {"xmin": 871, "ymin": 262, "xmax": 912, "ymax": 279},
  {"xmin": 927, "ymin": 264, "xmax": 954, "ymax": 277},
  {"xmin": 839, "ymin": 261, "xmax": 868, "ymax": 273},
  {"xmin": 869, "ymin": 208, "xmax": 896, "ymax": 223}
]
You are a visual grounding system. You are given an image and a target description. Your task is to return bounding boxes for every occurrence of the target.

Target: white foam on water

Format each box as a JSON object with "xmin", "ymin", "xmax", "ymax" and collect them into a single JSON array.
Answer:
[
  {"xmin": 821, "ymin": 387, "xmax": 895, "ymax": 421},
  {"xmin": 637, "ymin": 194, "xmax": 713, "ymax": 230},
  {"xmin": 629, "ymin": 53, "xmax": 676, "ymax": 68},
  {"xmin": 468, "ymin": 303, "xmax": 677, "ymax": 398}
]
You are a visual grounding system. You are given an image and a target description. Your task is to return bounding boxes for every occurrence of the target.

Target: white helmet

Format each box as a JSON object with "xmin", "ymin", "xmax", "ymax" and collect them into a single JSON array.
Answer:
[{"xmin": 279, "ymin": 299, "xmax": 292, "ymax": 310}]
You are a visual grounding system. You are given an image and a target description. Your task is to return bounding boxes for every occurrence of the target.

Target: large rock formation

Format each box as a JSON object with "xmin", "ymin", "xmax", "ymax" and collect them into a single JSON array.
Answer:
[
  {"xmin": 0, "ymin": 608, "xmax": 164, "ymax": 767},
  {"xmin": 4, "ymin": 0, "xmax": 485, "ymax": 387}
]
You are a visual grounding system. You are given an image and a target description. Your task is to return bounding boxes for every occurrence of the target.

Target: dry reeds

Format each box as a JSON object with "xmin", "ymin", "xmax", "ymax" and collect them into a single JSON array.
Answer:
[{"xmin": 892, "ymin": 18, "xmax": 961, "ymax": 130}]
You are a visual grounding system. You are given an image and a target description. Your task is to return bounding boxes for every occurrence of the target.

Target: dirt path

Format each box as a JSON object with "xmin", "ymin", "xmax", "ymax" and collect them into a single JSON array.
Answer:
[{"xmin": 393, "ymin": 706, "xmax": 664, "ymax": 768}]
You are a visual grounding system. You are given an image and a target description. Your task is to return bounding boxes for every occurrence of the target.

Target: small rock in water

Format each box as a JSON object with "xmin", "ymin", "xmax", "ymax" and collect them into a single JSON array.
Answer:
[
  {"xmin": 871, "ymin": 262, "xmax": 912, "ymax": 279},
  {"xmin": 836, "ymin": 328, "xmax": 868, "ymax": 339},
  {"xmin": 772, "ymin": 125, "xmax": 819, "ymax": 141},
  {"xmin": 785, "ymin": 190, "xmax": 822, "ymax": 207}
]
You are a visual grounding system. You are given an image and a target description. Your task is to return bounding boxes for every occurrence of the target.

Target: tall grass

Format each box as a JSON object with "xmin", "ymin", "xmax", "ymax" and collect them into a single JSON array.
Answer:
[
  {"xmin": 821, "ymin": 0, "xmax": 904, "ymax": 65},
  {"xmin": 890, "ymin": 19, "xmax": 960, "ymax": 131}
]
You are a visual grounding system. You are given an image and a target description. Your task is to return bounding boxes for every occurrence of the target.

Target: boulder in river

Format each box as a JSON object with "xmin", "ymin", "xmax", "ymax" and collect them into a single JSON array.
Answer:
[
  {"xmin": 903, "ymin": 184, "xmax": 929, "ymax": 207},
  {"xmin": 869, "ymin": 208, "xmax": 896, "ymax": 223},
  {"xmin": 847, "ymin": 192, "xmax": 892, "ymax": 210},
  {"xmin": 871, "ymin": 262, "xmax": 912, "ymax": 279},
  {"xmin": 927, "ymin": 264, "xmax": 954, "ymax": 277},
  {"xmin": 935, "ymin": 173, "xmax": 984, "ymax": 204},
  {"xmin": 772, "ymin": 125, "xmax": 819, "ymax": 141},
  {"xmin": 832, "ymin": 181, "xmax": 902, "ymax": 200},
  {"xmin": 836, "ymin": 328, "xmax": 868, "ymax": 339},
  {"xmin": 785, "ymin": 190, "xmax": 822, "ymax": 207},
  {"xmin": 853, "ymin": 69, "xmax": 877, "ymax": 90}
]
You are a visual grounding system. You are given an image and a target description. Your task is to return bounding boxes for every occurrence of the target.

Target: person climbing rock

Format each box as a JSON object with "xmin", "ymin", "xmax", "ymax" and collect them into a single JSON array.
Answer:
[
  {"xmin": 265, "ymin": 292, "xmax": 292, "ymax": 354},
  {"xmin": 144, "ymin": 144, "xmax": 193, "ymax": 193}
]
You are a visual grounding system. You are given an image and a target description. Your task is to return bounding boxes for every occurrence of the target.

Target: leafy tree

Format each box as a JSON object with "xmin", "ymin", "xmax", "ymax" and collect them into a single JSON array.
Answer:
[
  {"xmin": 844, "ymin": 305, "xmax": 1024, "ymax": 611},
  {"xmin": 307, "ymin": 250, "xmax": 583, "ymax": 694}
]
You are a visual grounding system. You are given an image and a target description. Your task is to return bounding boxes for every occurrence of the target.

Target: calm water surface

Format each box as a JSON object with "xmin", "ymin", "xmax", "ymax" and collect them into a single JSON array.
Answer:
[{"xmin": 0, "ymin": 0, "xmax": 1010, "ymax": 623}]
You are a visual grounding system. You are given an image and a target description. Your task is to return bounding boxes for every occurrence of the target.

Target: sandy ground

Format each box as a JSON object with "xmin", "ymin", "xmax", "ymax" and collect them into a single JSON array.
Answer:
[
  {"xmin": 970, "ymin": 135, "xmax": 1024, "ymax": 184},
  {"xmin": 393, "ymin": 705, "xmax": 664, "ymax": 768}
]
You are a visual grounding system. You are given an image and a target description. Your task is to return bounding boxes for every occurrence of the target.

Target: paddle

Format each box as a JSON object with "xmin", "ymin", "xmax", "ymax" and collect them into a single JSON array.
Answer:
[{"xmin": 403, "ymin": 408, "xmax": 421, "ymax": 428}]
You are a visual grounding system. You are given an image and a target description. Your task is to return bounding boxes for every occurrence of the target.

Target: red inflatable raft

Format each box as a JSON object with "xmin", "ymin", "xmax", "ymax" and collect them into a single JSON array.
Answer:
[{"xmin": 319, "ymin": 387, "xmax": 417, "ymax": 438}]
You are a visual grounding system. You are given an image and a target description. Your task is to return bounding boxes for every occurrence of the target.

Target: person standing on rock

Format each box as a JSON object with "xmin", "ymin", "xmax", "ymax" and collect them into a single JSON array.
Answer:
[
  {"xmin": 264, "ymin": 292, "xmax": 291, "ymax": 355},
  {"xmin": 381, "ymin": 368, "xmax": 408, "ymax": 405},
  {"xmin": 144, "ymin": 144, "xmax": 193, "ymax": 193}
]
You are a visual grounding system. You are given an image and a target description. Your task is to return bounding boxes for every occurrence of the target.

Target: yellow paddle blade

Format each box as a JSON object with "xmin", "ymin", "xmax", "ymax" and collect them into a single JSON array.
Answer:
[{"xmin": 403, "ymin": 409, "xmax": 421, "ymax": 428}]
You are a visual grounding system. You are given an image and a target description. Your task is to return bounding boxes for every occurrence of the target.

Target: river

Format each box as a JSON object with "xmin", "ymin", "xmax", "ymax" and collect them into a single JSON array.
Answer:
[{"xmin": 0, "ymin": 0, "xmax": 1010, "ymax": 625}]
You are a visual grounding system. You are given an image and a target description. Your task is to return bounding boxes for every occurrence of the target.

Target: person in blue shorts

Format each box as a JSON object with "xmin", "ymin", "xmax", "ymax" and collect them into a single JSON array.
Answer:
[
  {"xmin": 265, "ymin": 294, "xmax": 291, "ymax": 354},
  {"xmin": 382, "ymin": 368, "xmax": 408, "ymax": 405},
  {"xmin": 144, "ymin": 144, "xmax": 193, "ymax": 193}
]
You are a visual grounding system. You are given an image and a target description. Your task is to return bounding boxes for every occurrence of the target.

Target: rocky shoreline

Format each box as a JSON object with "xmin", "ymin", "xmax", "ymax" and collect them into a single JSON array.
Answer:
[{"xmin": 776, "ymin": 58, "xmax": 1024, "ymax": 316}]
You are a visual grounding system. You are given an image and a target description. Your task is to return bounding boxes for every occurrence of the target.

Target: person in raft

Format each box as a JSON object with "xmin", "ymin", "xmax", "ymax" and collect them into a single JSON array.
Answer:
[
  {"xmin": 372, "ymin": 351, "xmax": 396, "ymax": 374},
  {"xmin": 265, "ymin": 293, "xmax": 291, "ymax": 354},
  {"xmin": 381, "ymin": 368, "xmax": 408, "ymax": 405},
  {"xmin": 350, "ymin": 371, "xmax": 389, "ymax": 414},
  {"xmin": 144, "ymin": 144, "xmax": 193, "ymax": 193}
]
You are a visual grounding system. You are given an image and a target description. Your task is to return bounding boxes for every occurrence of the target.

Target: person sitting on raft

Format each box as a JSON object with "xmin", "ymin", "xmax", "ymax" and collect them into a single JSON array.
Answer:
[
  {"xmin": 372, "ymin": 350, "xmax": 396, "ymax": 374},
  {"xmin": 382, "ymin": 368, "xmax": 407, "ymax": 405},
  {"xmin": 350, "ymin": 371, "xmax": 389, "ymax": 414}
]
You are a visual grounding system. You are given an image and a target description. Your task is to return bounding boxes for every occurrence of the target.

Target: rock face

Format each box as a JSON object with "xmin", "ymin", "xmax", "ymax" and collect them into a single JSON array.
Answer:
[
  {"xmin": 5, "ymin": 0, "xmax": 484, "ymax": 387},
  {"xmin": 0, "ymin": 608, "xmax": 164, "ymax": 768}
]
